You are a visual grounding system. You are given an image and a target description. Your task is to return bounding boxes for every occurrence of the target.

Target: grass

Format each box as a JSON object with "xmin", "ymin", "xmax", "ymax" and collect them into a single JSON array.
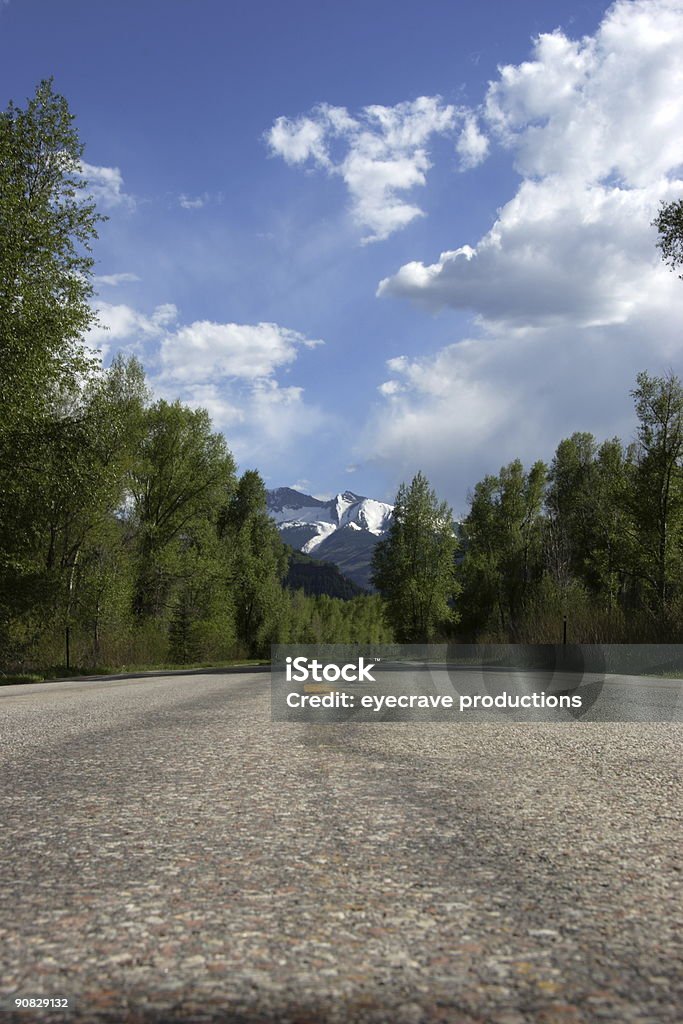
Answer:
[{"xmin": 0, "ymin": 659, "xmax": 269, "ymax": 686}]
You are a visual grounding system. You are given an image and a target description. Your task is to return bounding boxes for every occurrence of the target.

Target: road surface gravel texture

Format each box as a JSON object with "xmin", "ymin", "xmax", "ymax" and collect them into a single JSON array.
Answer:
[{"xmin": 0, "ymin": 671, "xmax": 680, "ymax": 1024}]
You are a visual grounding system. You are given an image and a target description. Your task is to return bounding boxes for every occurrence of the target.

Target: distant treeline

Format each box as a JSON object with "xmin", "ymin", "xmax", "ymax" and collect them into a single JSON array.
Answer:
[{"xmin": 456, "ymin": 370, "xmax": 683, "ymax": 644}]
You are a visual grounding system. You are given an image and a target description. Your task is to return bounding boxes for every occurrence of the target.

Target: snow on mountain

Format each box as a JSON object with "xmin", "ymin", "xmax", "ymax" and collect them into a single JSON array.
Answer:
[{"xmin": 266, "ymin": 487, "xmax": 393, "ymax": 589}]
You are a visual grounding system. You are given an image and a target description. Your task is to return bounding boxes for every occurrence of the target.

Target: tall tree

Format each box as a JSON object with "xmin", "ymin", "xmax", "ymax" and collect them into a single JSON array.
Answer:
[
  {"xmin": 128, "ymin": 400, "xmax": 236, "ymax": 618},
  {"xmin": 371, "ymin": 472, "xmax": 459, "ymax": 643},
  {"xmin": 220, "ymin": 470, "xmax": 288, "ymax": 656},
  {"xmin": 0, "ymin": 80, "xmax": 104, "ymax": 663},
  {"xmin": 629, "ymin": 370, "xmax": 683, "ymax": 615},
  {"xmin": 459, "ymin": 459, "xmax": 546, "ymax": 640},
  {"xmin": 0, "ymin": 79, "xmax": 101, "ymax": 427}
]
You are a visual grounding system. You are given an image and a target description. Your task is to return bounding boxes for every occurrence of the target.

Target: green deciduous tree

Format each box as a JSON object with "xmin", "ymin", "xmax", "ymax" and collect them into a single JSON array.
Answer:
[
  {"xmin": 629, "ymin": 370, "xmax": 683, "ymax": 617},
  {"xmin": 128, "ymin": 400, "xmax": 236, "ymax": 618},
  {"xmin": 371, "ymin": 472, "xmax": 459, "ymax": 643},
  {"xmin": 0, "ymin": 79, "xmax": 101, "ymax": 427},
  {"xmin": 654, "ymin": 199, "xmax": 683, "ymax": 278},
  {"xmin": 459, "ymin": 459, "xmax": 546, "ymax": 640}
]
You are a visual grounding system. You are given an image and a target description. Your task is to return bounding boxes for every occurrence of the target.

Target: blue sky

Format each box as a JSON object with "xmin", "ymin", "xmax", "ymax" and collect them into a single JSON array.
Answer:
[{"xmin": 1, "ymin": 0, "xmax": 682, "ymax": 513}]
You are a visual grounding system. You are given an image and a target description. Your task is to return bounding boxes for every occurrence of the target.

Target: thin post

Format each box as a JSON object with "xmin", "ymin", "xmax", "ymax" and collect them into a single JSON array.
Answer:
[
  {"xmin": 65, "ymin": 626, "xmax": 70, "ymax": 670},
  {"xmin": 563, "ymin": 615, "xmax": 567, "ymax": 646}
]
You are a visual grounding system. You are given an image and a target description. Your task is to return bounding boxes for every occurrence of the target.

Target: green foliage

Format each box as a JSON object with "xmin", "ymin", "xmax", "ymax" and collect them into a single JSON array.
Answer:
[
  {"xmin": 1, "ymin": 80, "xmax": 118, "ymax": 663},
  {"xmin": 220, "ymin": 470, "xmax": 288, "ymax": 657},
  {"xmin": 457, "ymin": 372, "xmax": 683, "ymax": 642},
  {"xmin": 0, "ymin": 79, "xmax": 101, "ymax": 425},
  {"xmin": 128, "ymin": 399, "xmax": 236, "ymax": 618},
  {"xmin": 629, "ymin": 370, "xmax": 683, "ymax": 616},
  {"xmin": 284, "ymin": 550, "xmax": 365, "ymax": 599},
  {"xmin": 654, "ymin": 199, "xmax": 683, "ymax": 278},
  {"xmin": 280, "ymin": 591, "xmax": 392, "ymax": 644},
  {"xmin": 372, "ymin": 472, "xmax": 459, "ymax": 642},
  {"xmin": 459, "ymin": 459, "xmax": 546, "ymax": 640}
]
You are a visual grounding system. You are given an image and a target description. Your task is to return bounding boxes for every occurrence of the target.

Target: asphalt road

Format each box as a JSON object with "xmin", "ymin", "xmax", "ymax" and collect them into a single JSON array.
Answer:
[{"xmin": 0, "ymin": 671, "xmax": 681, "ymax": 1023}]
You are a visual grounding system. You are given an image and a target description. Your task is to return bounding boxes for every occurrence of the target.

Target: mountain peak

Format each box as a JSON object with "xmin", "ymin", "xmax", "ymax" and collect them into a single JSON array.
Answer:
[
  {"xmin": 267, "ymin": 486, "xmax": 328, "ymax": 512},
  {"xmin": 266, "ymin": 486, "xmax": 394, "ymax": 590}
]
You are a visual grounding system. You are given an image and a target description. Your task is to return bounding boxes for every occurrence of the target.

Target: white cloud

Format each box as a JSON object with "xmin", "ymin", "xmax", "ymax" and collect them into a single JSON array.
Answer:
[
  {"xmin": 266, "ymin": 97, "xmax": 458, "ymax": 242},
  {"xmin": 90, "ymin": 300, "xmax": 328, "ymax": 459},
  {"xmin": 158, "ymin": 321, "xmax": 323, "ymax": 382},
  {"xmin": 79, "ymin": 161, "xmax": 132, "ymax": 208},
  {"xmin": 380, "ymin": 0, "xmax": 683, "ymax": 321},
  {"xmin": 369, "ymin": 0, "xmax": 683, "ymax": 506},
  {"xmin": 94, "ymin": 272, "xmax": 141, "ymax": 287},
  {"xmin": 484, "ymin": 4, "xmax": 683, "ymax": 187},
  {"xmin": 143, "ymin": 378, "xmax": 330, "ymax": 459},
  {"xmin": 365, "ymin": 296, "xmax": 683, "ymax": 513},
  {"xmin": 367, "ymin": 338, "xmax": 515, "ymax": 487},
  {"xmin": 455, "ymin": 113, "xmax": 489, "ymax": 170},
  {"xmin": 379, "ymin": 176, "xmax": 683, "ymax": 327},
  {"xmin": 86, "ymin": 301, "xmax": 177, "ymax": 359},
  {"xmin": 178, "ymin": 193, "xmax": 208, "ymax": 209}
]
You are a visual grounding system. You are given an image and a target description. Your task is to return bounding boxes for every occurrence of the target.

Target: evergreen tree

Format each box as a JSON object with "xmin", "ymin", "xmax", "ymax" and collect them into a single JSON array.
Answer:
[
  {"xmin": 372, "ymin": 472, "xmax": 459, "ymax": 642},
  {"xmin": 220, "ymin": 470, "xmax": 288, "ymax": 656}
]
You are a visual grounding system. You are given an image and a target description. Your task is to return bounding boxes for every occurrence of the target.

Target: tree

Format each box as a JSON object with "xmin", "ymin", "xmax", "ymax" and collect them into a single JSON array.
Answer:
[
  {"xmin": 654, "ymin": 199, "xmax": 683, "ymax": 278},
  {"xmin": 629, "ymin": 370, "xmax": 683, "ymax": 615},
  {"xmin": 220, "ymin": 470, "xmax": 288, "ymax": 656},
  {"xmin": 0, "ymin": 79, "xmax": 101, "ymax": 427},
  {"xmin": 128, "ymin": 400, "xmax": 236, "ymax": 618},
  {"xmin": 371, "ymin": 472, "xmax": 459, "ymax": 643},
  {"xmin": 0, "ymin": 80, "xmax": 105, "ymax": 664},
  {"xmin": 459, "ymin": 459, "xmax": 546, "ymax": 640}
]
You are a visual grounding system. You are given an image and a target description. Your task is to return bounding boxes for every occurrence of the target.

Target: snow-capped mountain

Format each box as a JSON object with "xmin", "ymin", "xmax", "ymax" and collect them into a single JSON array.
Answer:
[{"xmin": 266, "ymin": 487, "xmax": 393, "ymax": 590}]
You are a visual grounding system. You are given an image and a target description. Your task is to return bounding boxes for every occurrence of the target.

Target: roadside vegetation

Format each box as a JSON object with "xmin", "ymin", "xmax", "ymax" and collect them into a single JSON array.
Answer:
[
  {"xmin": 456, "ymin": 368, "xmax": 683, "ymax": 643},
  {"xmin": 372, "ymin": 366, "xmax": 683, "ymax": 646}
]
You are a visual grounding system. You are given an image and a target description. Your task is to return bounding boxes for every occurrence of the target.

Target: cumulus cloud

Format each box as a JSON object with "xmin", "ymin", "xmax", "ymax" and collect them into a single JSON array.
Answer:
[
  {"xmin": 266, "ymin": 97, "xmax": 459, "ymax": 242},
  {"xmin": 89, "ymin": 299, "xmax": 327, "ymax": 458},
  {"xmin": 159, "ymin": 321, "xmax": 322, "ymax": 383},
  {"xmin": 367, "ymin": 284, "xmax": 683, "ymax": 514},
  {"xmin": 484, "ymin": 5, "xmax": 683, "ymax": 186},
  {"xmin": 86, "ymin": 301, "xmax": 177, "ymax": 359},
  {"xmin": 369, "ymin": 0, "xmax": 683, "ymax": 506},
  {"xmin": 159, "ymin": 326, "xmax": 328, "ymax": 459},
  {"xmin": 379, "ymin": 176, "xmax": 683, "ymax": 326},
  {"xmin": 455, "ymin": 113, "xmax": 489, "ymax": 170},
  {"xmin": 79, "ymin": 161, "xmax": 132, "ymax": 208},
  {"xmin": 380, "ymin": 0, "xmax": 683, "ymax": 320}
]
